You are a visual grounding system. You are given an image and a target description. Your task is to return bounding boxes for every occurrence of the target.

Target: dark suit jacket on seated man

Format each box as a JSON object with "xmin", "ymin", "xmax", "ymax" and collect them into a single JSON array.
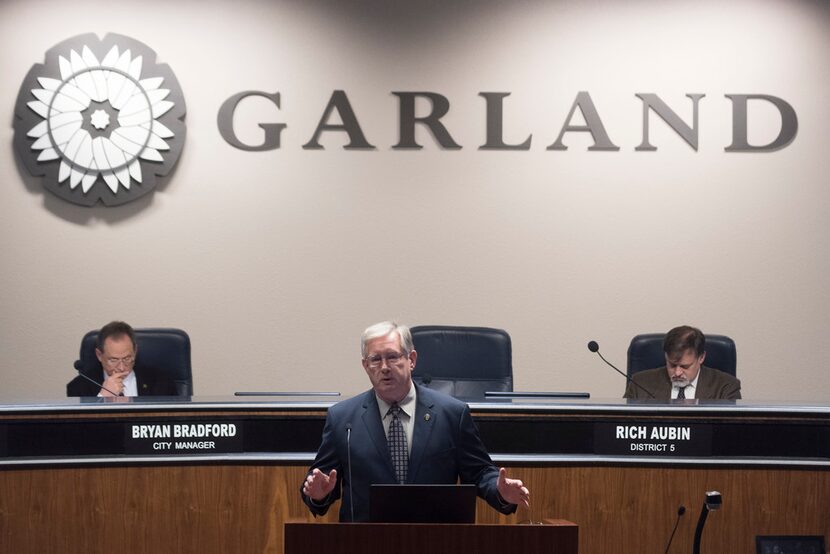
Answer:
[
  {"xmin": 624, "ymin": 325, "xmax": 741, "ymax": 400},
  {"xmin": 301, "ymin": 321, "xmax": 530, "ymax": 522},
  {"xmin": 67, "ymin": 321, "xmax": 178, "ymax": 397}
]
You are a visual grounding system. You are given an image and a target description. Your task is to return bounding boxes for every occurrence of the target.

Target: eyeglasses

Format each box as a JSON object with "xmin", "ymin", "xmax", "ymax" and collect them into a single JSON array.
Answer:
[
  {"xmin": 105, "ymin": 355, "xmax": 135, "ymax": 367},
  {"xmin": 365, "ymin": 351, "xmax": 407, "ymax": 369}
]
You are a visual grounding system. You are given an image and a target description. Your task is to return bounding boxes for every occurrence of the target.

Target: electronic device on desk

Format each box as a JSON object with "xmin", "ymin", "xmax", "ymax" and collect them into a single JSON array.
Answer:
[
  {"xmin": 756, "ymin": 535, "xmax": 826, "ymax": 554},
  {"xmin": 369, "ymin": 484, "xmax": 476, "ymax": 523}
]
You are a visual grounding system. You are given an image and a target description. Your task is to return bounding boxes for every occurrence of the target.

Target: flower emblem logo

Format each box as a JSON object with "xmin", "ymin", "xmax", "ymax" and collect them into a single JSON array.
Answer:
[{"xmin": 13, "ymin": 33, "xmax": 186, "ymax": 206}]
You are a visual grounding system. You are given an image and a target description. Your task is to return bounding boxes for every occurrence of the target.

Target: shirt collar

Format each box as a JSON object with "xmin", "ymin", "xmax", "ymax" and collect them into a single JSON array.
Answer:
[{"xmin": 376, "ymin": 382, "xmax": 416, "ymax": 419}]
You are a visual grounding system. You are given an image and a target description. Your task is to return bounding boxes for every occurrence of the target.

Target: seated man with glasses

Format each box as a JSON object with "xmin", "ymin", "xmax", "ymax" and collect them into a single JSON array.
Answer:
[
  {"xmin": 67, "ymin": 321, "xmax": 177, "ymax": 397},
  {"xmin": 301, "ymin": 320, "xmax": 530, "ymax": 522}
]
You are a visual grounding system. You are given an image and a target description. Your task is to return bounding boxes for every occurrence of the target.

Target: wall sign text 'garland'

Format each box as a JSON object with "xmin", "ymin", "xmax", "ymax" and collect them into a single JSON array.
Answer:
[{"xmin": 218, "ymin": 90, "xmax": 797, "ymax": 152}]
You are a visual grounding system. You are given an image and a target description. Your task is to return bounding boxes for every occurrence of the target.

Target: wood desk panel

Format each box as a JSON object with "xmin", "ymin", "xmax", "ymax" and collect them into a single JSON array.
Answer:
[
  {"xmin": 1, "ymin": 398, "xmax": 828, "ymax": 553},
  {"xmin": 1, "ymin": 464, "xmax": 827, "ymax": 553}
]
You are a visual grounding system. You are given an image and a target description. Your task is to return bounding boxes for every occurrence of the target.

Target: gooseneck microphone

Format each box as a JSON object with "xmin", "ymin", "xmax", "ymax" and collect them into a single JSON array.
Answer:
[
  {"xmin": 74, "ymin": 367, "xmax": 119, "ymax": 397},
  {"xmin": 663, "ymin": 504, "xmax": 686, "ymax": 554},
  {"xmin": 693, "ymin": 491, "xmax": 722, "ymax": 554},
  {"xmin": 345, "ymin": 423, "xmax": 354, "ymax": 522},
  {"xmin": 587, "ymin": 341, "xmax": 656, "ymax": 398}
]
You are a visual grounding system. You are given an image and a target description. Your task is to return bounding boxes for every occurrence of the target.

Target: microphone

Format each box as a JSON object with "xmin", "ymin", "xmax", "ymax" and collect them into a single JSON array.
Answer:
[
  {"xmin": 74, "ymin": 366, "xmax": 119, "ymax": 397},
  {"xmin": 587, "ymin": 340, "xmax": 656, "ymax": 398},
  {"xmin": 663, "ymin": 504, "xmax": 686, "ymax": 554},
  {"xmin": 693, "ymin": 491, "xmax": 722, "ymax": 554},
  {"xmin": 345, "ymin": 423, "xmax": 354, "ymax": 522}
]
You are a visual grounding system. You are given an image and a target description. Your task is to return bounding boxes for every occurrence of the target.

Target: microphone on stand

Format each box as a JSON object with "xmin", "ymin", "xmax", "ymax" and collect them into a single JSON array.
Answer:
[
  {"xmin": 73, "ymin": 364, "xmax": 119, "ymax": 397},
  {"xmin": 693, "ymin": 491, "xmax": 722, "ymax": 554},
  {"xmin": 345, "ymin": 423, "xmax": 354, "ymax": 522},
  {"xmin": 663, "ymin": 504, "xmax": 686, "ymax": 554},
  {"xmin": 587, "ymin": 341, "xmax": 656, "ymax": 398}
]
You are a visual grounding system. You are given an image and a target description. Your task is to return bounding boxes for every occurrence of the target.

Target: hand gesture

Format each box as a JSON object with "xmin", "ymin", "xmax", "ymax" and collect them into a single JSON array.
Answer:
[
  {"xmin": 496, "ymin": 467, "xmax": 530, "ymax": 507},
  {"xmin": 100, "ymin": 372, "xmax": 126, "ymax": 397},
  {"xmin": 303, "ymin": 468, "xmax": 337, "ymax": 501}
]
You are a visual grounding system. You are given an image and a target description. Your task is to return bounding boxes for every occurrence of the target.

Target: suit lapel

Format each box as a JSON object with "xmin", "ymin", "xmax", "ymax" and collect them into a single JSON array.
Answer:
[
  {"xmin": 695, "ymin": 366, "xmax": 712, "ymax": 398},
  {"xmin": 656, "ymin": 371, "xmax": 673, "ymax": 399},
  {"xmin": 639, "ymin": 369, "xmax": 672, "ymax": 399},
  {"xmin": 134, "ymin": 368, "xmax": 147, "ymax": 396},
  {"xmin": 408, "ymin": 387, "xmax": 436, "ymax": 483},
  {"xmin": 361, "ymin": 392, "xmax": 396, "ymax": 479}
]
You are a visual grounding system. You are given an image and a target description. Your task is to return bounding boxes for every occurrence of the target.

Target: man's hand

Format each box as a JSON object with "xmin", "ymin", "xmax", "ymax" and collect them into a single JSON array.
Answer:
[
  {"xmin": 303, "ymin": 468, "xmax": 338, "ymax": 501},
  {"xmin": 496, "ymin": 467, "xmax": 530, "ymax": 507},
  {"xmin": 100, "ymin": 372, "xmax": 126, "ymax": 397}
]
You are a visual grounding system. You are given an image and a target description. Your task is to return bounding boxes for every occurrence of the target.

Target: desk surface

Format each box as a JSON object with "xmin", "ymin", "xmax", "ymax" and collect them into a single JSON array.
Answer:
[
  {"xmin": 1, "ymin": 395, "xmax": 828, "ymax": 467},
  {"xmin": 1, "ymin": 395, "xmax": 828, "ymax": 554},
  {"xmin": 2, "ymin": 393, "xmax": 830, "ymax": 413}
]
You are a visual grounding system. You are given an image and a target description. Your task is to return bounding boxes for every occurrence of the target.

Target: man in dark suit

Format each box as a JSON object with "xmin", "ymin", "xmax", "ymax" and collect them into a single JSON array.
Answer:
[
  {"xmin": 67, "ymin": 321, "xmax": 178, "ymax": 397},
  {"xmin": 302, "ymin": 321, "xmax": 530, "ymax": 522},
  {"xmin": 624, "ymin": 325, "xmax": 741, "ymax": 400}
]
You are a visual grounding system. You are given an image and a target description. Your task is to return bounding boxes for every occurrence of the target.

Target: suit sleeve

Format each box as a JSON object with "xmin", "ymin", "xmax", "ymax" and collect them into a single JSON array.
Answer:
[
  {"xmin": 66, "ymin": 375, "xmax": 99, "ymax": 397},
  {"xmin": 719, "ymin": 376, "xmax": 742, "ymax": 400},
  {"xmin": 456, "ymin": 405, "xmax": 517, "ymax": 515},
  {"xmin": 624, "ymin": 373, "xmax": 645, "ymax": 399},
  {"xmin": 300, "ymin": 411, "xmax": 343, "ymax": 517}
]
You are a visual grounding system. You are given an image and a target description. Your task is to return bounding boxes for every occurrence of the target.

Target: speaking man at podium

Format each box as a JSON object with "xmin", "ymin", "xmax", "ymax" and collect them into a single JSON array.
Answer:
[{"xmin": 301, "ymin": 321, "xmax": 530, "ymax": 522}]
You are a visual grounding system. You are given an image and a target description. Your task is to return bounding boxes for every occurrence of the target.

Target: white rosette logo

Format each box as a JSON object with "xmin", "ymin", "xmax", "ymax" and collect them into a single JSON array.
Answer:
[{"xmin": 14, "ymin": 33, "xmax": 186, "ymax": 206}]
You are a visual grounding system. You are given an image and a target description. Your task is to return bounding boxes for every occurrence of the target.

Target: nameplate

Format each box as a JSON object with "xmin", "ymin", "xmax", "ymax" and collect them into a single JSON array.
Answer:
[
  {"xmin": 594, "ymin": 422, "xmax": 713, "ymax": 456},
  {"xmin": 124, "ymin": 421, "xmax": 244, "ymax": 454}
]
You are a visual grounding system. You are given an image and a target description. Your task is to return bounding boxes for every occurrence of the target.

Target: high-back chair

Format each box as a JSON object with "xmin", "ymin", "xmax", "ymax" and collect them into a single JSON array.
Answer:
[
  {"xmin": 410, "ymin": 325, "xmax": 513, "ymax": 400},
  {"xmin": 67, "ymin": 327, "xmax": 193, "ymax": 396},
  {"xmin": 627, "ymin": 333, "xmax": 737, "ymax": 377}
]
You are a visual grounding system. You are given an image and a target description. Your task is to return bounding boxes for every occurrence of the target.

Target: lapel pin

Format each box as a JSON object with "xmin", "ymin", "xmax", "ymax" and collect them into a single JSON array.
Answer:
[{"xmin": 424, "ymin": 413, "xmax": 431, "ymax": 421}]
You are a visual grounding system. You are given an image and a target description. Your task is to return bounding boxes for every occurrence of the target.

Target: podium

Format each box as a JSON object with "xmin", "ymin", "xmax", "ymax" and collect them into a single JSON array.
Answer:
[{"xmin": 284, "ymin": 520, "xmax": 578, "ymax": 554}]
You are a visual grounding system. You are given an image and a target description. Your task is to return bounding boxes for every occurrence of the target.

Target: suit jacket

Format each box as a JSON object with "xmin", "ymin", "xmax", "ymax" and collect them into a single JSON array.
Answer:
[
  {"xmin": 624, "ymin": 365, "xmax": 741, "ymax": 400},
  {"xmin": 302, "ymin": 384, "xmax": 515, "ymax": 522},
  {"xmin": 66, "ymin": 365, "xmax": 179, "ymax": 397}
]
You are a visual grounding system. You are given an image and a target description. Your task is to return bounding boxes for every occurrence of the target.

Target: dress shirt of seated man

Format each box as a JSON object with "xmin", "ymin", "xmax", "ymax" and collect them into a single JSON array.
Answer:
[
  {"xmin": 301, "ymin": 320, "xmax": 530, "ymax": 522},
  {"xmin": 67, "ymin": 321, "xmax": 177, "ymax": 397},
  {"xmin": 624, "ymin": 325, "xmax": 741, "ymax": 400}
]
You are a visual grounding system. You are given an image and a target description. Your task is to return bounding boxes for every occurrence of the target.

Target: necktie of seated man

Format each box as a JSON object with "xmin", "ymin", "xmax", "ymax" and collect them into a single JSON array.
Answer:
[
  {"xmin": 677, "ymin": 386, "xmax": 687, "ymax": 400},
  {"xmin": 387, "ymin": 404, "xmax": 408, "ymax": 484}
]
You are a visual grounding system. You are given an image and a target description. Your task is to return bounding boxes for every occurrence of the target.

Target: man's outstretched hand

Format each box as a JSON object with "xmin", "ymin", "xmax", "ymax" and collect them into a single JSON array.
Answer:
[
  {"xmin": 303, "ymin": 468, "xmax": 337, "ymax": 501},
  {"xmin": 496, "ymin": 467, "xmax": 530, "ymax": 507}
]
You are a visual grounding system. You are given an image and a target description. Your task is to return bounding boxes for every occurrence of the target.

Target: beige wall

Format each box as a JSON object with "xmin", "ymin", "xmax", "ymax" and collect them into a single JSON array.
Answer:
[{"xmin": 1, "ymin": 0, "xmax": 828, "ymax": 400}]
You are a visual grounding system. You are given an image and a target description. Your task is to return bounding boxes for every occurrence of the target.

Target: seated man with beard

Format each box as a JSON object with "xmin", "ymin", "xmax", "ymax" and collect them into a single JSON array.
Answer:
[{"xmin": 624, "ymin": 325, "xmax": 741, "ymax": 400}]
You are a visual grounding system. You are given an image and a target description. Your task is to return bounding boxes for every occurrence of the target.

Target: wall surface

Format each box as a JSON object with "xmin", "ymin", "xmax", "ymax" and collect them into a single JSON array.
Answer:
[{"xmin": 1, "ymin": 0, "xmax": 828, "ymax": 400}]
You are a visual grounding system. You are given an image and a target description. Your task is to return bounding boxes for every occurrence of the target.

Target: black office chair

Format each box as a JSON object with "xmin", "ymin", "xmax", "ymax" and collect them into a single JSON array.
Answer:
[
  {"xmin": 410, "ymin": 325, "xmax": 513, "ymax": 400},
  {"xmin": 68, "ymin": 328, "xmax": 193, "ymax": 396},
  {"xmin": 627, "ymin": 333, "xmax": 737, "ymax": 377}
]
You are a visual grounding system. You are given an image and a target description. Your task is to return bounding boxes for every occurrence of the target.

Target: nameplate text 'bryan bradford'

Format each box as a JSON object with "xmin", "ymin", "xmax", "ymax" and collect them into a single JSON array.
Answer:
[{"xmin": 125, "ymin": 421, "xmax": 243, "ymax": 455}]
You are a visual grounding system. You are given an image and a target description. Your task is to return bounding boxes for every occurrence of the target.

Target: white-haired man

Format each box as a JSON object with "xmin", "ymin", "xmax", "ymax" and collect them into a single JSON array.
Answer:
[{"xmin": 302, "ymin": 321, "xmax": 530, "ymax": 521}]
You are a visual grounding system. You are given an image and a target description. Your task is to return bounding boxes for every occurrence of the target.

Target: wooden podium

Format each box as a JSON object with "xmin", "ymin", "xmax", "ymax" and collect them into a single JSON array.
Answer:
[{"xmin": 284, "ymin": 520, "xmax": 578, "ymax": 554}]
